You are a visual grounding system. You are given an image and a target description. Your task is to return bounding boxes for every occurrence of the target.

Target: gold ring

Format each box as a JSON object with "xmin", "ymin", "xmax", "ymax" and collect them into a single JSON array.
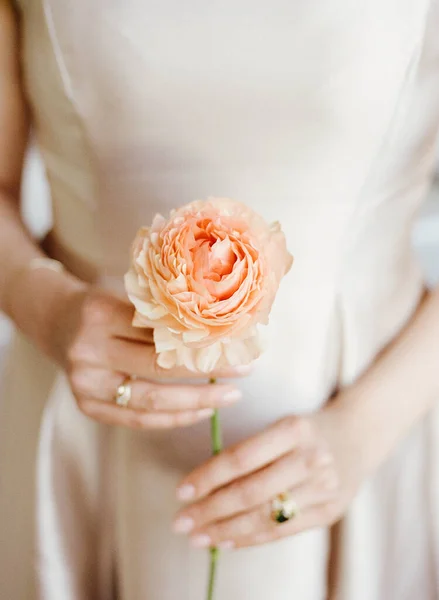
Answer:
[
  {"xmin": 115, "ymin": 376, "xmax": 132, "ymax": 407},
  {"xmin": 271, "ymin": 492, "xmax": 299, "ymax": 524}
]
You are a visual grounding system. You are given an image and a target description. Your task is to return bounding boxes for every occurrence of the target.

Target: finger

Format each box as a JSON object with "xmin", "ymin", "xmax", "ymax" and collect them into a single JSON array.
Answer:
[
  {"xmin": 73, "ymin": 368, "xmax": 243, "ymax": 411},
  {"xmin": 211, "ymin": 505, "xmax": 332, "ymax": 550},
  {"xmin": 78, "ymin": 396, "xmax": 216, "ymax": 430},
  {"xmin": 173, "ymin": 450, "xmax": 332, "ymax": 532},
  {"xmin": 93, "ymin": 294, "xmax": 154, "ymax": 343},
  {"xmin": 176, "ymin": 417, "xmax": 312, "ymax": 502},
  {"xmin": 189, "ymin": 481, "xmax": 338, "ymax": 550},
  {"xmin": 232, "ymin": 501, "xmax": 339, "ymax": 549},
  {"xmin": 103, "ymin": 338, "xmax": 252, "ymax": 381}
]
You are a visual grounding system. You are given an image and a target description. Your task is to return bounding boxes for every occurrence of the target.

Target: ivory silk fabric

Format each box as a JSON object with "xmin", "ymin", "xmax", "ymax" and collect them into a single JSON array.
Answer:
[{"xmin": 1, "ymin": 1, "xmax": 439, "ymax": 598}]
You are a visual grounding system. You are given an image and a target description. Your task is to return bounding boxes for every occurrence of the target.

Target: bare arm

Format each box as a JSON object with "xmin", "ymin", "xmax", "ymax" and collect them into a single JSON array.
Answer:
[
  {"xmin": 0, "ymin": 0, "xmax": 40, "ymax": 293},
  {"xmin": 334, "ymin": 287, "xmax": 439, "ymax": 472},
  {"xmin": 0, "ymin": 0, "xmax": 83, "ymax": 355}
]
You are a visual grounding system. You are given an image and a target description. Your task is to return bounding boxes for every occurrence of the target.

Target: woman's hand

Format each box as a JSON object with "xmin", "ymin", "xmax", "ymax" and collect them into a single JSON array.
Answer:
[
  {"xmin": 48, "ymin": 284, "xmax": 248, "ymax": 430},
  {"xmin": 172, "ymin": 404, "xmax": 365, "ymax": 548}
]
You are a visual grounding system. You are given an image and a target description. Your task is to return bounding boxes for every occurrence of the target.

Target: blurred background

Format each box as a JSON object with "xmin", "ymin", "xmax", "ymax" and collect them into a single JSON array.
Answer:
[{"xmin": 0, "ymin": 147, "xmax": 439, "ymax": 364}]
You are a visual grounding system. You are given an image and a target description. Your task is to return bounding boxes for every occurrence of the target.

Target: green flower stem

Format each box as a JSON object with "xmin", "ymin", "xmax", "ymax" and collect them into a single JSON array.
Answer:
[
  {"xmin": 207, "ymin": 377, "xmax": 222, "ymax": 600},
  {"xmin": 207, "ymin": 547, "xmax": 219, "ymax": 600},
  {"xmin": 210, "ymin": 406, "xmax": 222, "ymax": 457}
]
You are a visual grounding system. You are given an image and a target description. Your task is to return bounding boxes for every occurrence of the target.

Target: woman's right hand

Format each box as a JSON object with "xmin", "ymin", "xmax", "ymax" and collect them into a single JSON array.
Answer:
[{"xmin": 49, "ymin": 284, "xmax": 247, "ymax": 430}]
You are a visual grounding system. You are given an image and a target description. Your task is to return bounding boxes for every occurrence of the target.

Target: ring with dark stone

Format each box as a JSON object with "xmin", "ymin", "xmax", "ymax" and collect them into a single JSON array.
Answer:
[{"xmin": 271, "ymin": 492, "xmax": 299, "ymax": 524}]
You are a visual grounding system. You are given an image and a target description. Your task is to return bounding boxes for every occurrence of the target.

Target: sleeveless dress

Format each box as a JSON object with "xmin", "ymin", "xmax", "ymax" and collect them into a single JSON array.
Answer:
[{"xmin": 1, "ymin": 1, "xmax": 439, "ymax": 598}]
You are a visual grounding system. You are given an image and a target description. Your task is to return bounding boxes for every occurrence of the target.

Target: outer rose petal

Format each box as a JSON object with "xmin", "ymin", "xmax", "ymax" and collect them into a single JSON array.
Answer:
[
  {"xmin": 124, "ymin": 270, "xmax": 167, "ymax": 320},
  {"xmin": 182, "ymin": 329, "xmax": 210, "ymax": 343},
  {"xmin": 157, "ymin": 349, "xmax": 178, "ymax": 370},
  {"xmin": 223, "ymin": 333, "xmax": 262, "ymax": 366},
  {"xmin": 266, "ymin": 221, "xmax": 294, "ymax": 281},
  {"xmin": 194, "ymin": 342, "xmax": 223, "ymax": 373},
  {"xmin": 154, "ymin": 327, "xmax": 179, "ymax": 353},
  {"xmin": 131, "ymin": 298, "xmax": 168, "ymax": 320}
]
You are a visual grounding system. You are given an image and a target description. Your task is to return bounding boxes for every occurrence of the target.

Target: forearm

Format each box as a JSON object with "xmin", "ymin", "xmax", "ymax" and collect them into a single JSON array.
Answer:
[
  {"xmin": 335, "ymin": 287, "xmax": 439, "ymax": 473},
  {"xmin": 0, "ymin": 190, "xmax": 44, "ymax": 304},
  {"xmin": 0, "ymin": 192, "xmax": 84, "ymax": 355}
]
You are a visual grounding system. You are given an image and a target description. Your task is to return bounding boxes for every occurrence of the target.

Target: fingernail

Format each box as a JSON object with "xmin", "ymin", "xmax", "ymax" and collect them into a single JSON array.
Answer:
[
  {"xmin": 173, "ymin": 516, "xmax": 195, "ymax": 534},
  {"xmin": 197, "ymin": 408, "xmax": 215, "ymax": 418},
  {"xmin": 221, "ymin": 390, "xmax": 242, "ymax": 405},
  {"xmin": 190, "ymin": 534, "xmax": 211, "ymax": 548},
  {"xmin": 177, "ymin": 484, "xmax": 196, "ymax": 502},
  {"xmin": 218, "ymin": 540, "xmax": 235, "ymax": 550}
]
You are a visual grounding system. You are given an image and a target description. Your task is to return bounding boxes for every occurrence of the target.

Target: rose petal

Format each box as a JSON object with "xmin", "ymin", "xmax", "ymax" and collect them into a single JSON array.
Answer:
[
  {"xmin": 154, "ymin": 327, "xmax": 180, "ymax": 353},
  {"xmin": 128, "ymin": 295, "xmax": 168, "ymax": 320},
  {"xmin": 223, "ymin": 334, "xmax": 262, "ymax": 366},
  {"xmin": 182, "ymin": 328, "xmax": 210, "ymax": 343},
  {"xmin": 195, "ymin": 342, "xmax": 222, "ymax": 373},
  {"xmin": 157, "ymin": 350, "xmax": 178, "ymax": 370}
]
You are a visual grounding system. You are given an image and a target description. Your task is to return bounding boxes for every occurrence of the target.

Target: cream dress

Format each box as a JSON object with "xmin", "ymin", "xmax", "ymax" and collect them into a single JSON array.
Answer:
[{"xmin": 1, "ymin": 0, "xmax": 439, "ymax": 598}]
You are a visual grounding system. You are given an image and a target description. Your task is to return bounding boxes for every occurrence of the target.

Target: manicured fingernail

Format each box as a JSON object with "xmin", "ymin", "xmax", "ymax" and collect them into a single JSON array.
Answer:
[
  {"xmin": 221, "ymin": 390, "xmax": 242, "ymax": 404},
  {"xmin": 190, "ymin": 534, "xmax": 211, "ymax": 548},
  {"xmin": 197, "ymin": 408, "xmax": 215, "ymax": 418},
  {"xmin": 218, "ymin": 540, "xmax": 235, "ymax": 550},
  {"xmin": 173, "ymin": 516, "xmax": 194, "ymax": 534},
  {"xmin": 177, "ymin": 484, "xmax": 196, "ymax": 501}
]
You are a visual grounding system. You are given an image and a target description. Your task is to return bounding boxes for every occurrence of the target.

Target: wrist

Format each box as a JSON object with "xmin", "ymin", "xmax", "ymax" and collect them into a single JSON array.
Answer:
[
  {"xmin": 4, "ymin": 258, "xmax": 87, "ymax": 360},
  {"xmin": 329, "ymin": 374, "xmax": 407, "ymax": 478},
  {"xmin": 334, "ymin": 289, "xmax": 439, "ymax": 477},
  {"xmin": 323, "ymin": 389, "xmax": 383, "ymax": 479}
]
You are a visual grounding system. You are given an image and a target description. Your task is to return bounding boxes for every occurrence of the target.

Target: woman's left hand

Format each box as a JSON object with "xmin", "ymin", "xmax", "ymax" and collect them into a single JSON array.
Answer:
[{"xmin": 172, "ymin": 404, "xmax": 366, "ymax": 549}]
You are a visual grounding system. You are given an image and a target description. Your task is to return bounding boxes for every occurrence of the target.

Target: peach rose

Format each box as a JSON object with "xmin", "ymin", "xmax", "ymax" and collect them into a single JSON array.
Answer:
[{"xmin": 124, "ymin": 198, "xmax": 293, "ymax": 373}]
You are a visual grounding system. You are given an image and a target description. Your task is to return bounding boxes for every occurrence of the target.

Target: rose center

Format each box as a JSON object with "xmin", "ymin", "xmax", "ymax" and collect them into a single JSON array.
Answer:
[{"xmin": 192, "ymin": 224, "xmax": 237, "ymax": 282}]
